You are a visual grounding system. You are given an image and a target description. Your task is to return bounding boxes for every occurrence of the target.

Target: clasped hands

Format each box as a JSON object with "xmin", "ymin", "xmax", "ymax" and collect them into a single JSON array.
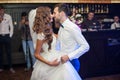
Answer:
[{"xmin": 49, "ymin": 55, "xmax": 69, "ymax": 66}]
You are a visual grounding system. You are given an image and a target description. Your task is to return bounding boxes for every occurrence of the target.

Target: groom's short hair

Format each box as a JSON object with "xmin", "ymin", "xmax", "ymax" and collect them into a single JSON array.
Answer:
[{"xmin": 54, "ymin": 3, "xmax": 70, "ymax": 16}]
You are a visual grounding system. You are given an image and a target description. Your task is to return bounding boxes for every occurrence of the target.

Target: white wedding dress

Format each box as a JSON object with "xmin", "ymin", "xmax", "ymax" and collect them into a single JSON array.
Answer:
[{"xmin": 30, "ymin": 33, "xmax": 82, "ymax": 80}]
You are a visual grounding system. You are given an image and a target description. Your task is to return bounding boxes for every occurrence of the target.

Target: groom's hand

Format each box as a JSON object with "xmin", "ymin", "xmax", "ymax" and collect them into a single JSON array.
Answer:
[{"xmin": 61, "ymin": 55, "xmax": 69, "ymax": 63}]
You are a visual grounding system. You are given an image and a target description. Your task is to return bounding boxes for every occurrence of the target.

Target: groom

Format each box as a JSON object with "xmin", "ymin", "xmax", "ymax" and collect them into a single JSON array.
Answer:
[{"xmin": 53, "ymin": 3, "xmax": 90, "ymax": 72}]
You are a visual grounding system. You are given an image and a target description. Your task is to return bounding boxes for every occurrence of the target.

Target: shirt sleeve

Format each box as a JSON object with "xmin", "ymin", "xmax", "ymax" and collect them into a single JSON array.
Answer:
[
  {"xmin": 37, "ymin": 33, "xmax": 45, "ymax": 40},
  {"xmin": 28, "ymin": 9, "xmax": 37, "ymax": 48},
  {"xmin": 67, "ymin": 27, "xmax": 90, "ymax": 60},
  {"xmin": 9, "ymin": 15, "xmax": 14, "ymax": 37},
  {"xmin": 28, "ymin": 9, "xmax": 36, "ymax": 36},
  {"xmin": 111, "ymin": 23, "xmax": 115, "ymax": 29}
]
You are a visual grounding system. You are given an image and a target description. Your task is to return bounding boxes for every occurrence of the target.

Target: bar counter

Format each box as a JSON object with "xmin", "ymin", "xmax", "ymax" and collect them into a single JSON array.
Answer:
[{"xmin": 79, "ymin": 29, "xmax": 120, "ymax": 78}]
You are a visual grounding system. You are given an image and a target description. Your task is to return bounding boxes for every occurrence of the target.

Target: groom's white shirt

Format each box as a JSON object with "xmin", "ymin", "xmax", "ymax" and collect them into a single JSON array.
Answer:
[
  {"xmin": 58, "ymin": 18, "xmax": 90, "ymax": 60},
  {"xmin": 28, "ymin": 8, "xmax": 37, "ymax": 48}
]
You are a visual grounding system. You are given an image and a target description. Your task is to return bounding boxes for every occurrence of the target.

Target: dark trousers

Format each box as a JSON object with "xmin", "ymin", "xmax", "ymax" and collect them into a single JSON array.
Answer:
[
  {"xmin": 0, "ymin": 34, "xmax": 12, "ymax": 69},
  {"xmin": 70, "ymin": 59, "xmax": 80, "ymax": 72}
]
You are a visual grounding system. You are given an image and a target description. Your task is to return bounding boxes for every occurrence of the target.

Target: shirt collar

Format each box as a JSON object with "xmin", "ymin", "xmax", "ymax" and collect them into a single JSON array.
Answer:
[
  {"xmin": 61, "ymin": 18, "xmax": 69, "ymax": 28},
  {"xmin": 115, "ymin": 22, "xmax": 120, "ymax": 24}
]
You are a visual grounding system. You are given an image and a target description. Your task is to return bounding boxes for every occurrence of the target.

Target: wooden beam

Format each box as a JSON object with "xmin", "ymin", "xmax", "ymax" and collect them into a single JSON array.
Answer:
[
  {"xmin": 111, "ymin": 0, "xmax": 120, "ymax": 3},
  {"xmin": 0, "ymin": 0, "xmax": 119, "ymax": 3},
  {"xmin": 78, "ymin": 0, "xmax": 111, "ymax": 3}
]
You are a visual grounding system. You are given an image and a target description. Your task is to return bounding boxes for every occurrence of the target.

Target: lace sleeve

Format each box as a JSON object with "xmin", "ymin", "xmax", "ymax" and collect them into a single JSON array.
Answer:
[{"xmin": 37, "ymin": 33, "xmax": 45, "ymax": 40}]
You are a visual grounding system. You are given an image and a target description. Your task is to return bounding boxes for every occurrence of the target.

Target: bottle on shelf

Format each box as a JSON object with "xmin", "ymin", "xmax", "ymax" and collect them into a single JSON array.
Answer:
[
  {"xmin": 81, "ymin": 4, "xmax": 84, "ymax": 14},
  {"xmin": 101, "ymin": 5, "xmax": 104, "ymax": 13},
  {"xmin": 68, "ymin": 4, "xmax": 109, "ymax": 14},
  {"xmin": 86, "ymin": 4, "xmax": 89, "ymax": 13},
  {"xmin": 106, "ymin": 5, "xmax": 109, "ymax": 13},
  {"xmin": 98, "ymin": 4, "xmax": 101, "ymax": 13},
  {"xmin": 78, "ymin": 5, "xmax": 81, "ymax": 13},
  {"xmin": 95, "ymin": 4, "xmax": 98, "ymax": 13}
]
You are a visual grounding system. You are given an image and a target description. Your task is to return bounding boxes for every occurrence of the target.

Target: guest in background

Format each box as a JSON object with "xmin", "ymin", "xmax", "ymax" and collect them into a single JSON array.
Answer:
[
  {"xmin": 18, "ymin": 12, "xmax": 36, "ymax": 71},
  {"xmin": 0, "ymin": 5, "xmax": 15, "ymax": 73},
  {"xmin": 69, "ymin": 7, "xmax": 76, "ymax": 23},
  {"xmin": 111, "ymin": 16, "xmax": 120, "ymax": 29},
  {"xmin": 70, "ymin": 7, "xmax": 83, "ymax": 28},
  {"xmin": 81, "ymin": 11, "xmax": 100, "ymax": 31},
  {"xmin": 74, "ymin": 14, "xmax": 83, "ymax": 28}
]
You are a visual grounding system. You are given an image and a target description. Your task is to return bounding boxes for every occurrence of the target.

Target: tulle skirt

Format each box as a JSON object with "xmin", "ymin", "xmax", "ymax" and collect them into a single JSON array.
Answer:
[{"xmin": 30, "ymin": 50, "xmax": 82, "ymax": 80}]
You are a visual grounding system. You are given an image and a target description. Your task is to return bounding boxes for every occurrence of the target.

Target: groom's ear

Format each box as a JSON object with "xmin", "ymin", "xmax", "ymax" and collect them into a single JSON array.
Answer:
[{"xmin": 60, "ymin": 11, "xmax": 64, "ymax": 16}]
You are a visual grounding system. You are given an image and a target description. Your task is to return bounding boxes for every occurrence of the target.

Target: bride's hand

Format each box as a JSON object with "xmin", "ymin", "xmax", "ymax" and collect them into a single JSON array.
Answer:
[{"xmin": 48, "ymin": 59, "xmax": 60, "ymax": 66}]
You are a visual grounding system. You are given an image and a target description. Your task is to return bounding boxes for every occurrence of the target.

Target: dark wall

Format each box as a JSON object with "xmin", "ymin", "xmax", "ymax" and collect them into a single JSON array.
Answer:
[{"xmin": 109, "ymin": 3, "xmax": 120, "ymax": 18}]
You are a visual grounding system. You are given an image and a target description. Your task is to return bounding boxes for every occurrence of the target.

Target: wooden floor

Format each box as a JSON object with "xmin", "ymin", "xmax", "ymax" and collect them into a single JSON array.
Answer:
[
  {"xmin": 84, "ymin": 74, "xmax": 120, "ymax": 80},
  {"xmin": 0, "ymin": 65, "xmax": 32, "ymax": 80},
  {"xmin": 0, "ymin": 65, "xmax": 120, "ymax": 80}
]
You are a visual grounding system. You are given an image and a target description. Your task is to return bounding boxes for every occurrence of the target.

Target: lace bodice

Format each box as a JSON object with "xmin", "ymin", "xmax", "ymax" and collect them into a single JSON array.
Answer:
[{"xmin": 37, "ymin": 33, "xmax": 57, "ymax": 53}]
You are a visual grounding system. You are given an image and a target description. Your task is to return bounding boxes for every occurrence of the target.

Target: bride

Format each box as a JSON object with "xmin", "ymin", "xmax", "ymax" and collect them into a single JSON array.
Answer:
[{"xmin": 30, "ymin": 6, "xmax": 82, "ymax": 80}]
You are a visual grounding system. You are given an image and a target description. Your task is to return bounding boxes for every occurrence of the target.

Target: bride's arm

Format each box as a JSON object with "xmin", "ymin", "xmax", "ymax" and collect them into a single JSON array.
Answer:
[{"xmin": 34, "ymin": 39, "xmax": 60, "ymax": 66}]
